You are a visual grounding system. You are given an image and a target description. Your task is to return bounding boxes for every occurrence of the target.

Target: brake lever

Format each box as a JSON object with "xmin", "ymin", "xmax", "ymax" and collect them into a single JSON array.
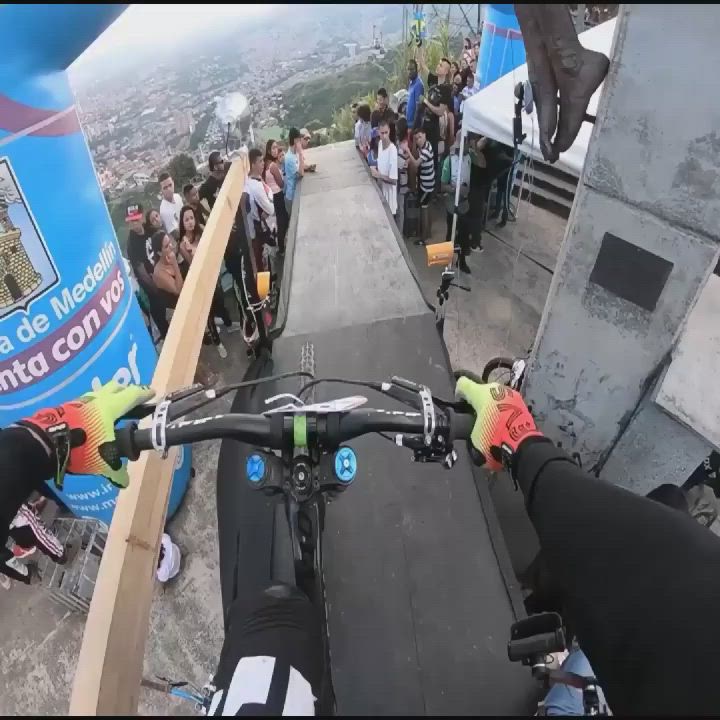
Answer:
[
  {"xmin": 381, "ymin": 377, "xmax": 424, "ymax": 411},
  {"xmin": 432, "ymin": 396, "xmax": 474, "ymax": 415},
  {"xmin": 117, "ymin": 383, "xmax": 213, "ymax": 423},
  {"xmin": 120, "ymin": 402, "xmax": 157, "ymax": 421}
]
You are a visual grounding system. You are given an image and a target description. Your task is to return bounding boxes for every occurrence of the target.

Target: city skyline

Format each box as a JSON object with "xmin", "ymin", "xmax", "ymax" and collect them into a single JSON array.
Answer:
[{"xmin": 69, "ymin": 4, "xmax": 285, "ymax": 85}]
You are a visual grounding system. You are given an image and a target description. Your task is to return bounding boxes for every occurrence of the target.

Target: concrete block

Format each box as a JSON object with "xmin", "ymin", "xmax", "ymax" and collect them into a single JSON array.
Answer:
[
  {"xmin": 656, "ymin": 273, "xmax": 720, "ymax": 449},
  {"xmin": 600, "ymin": 397, "xmax": 710, "ymax": 495},
  {"xmin": 585, "ymin": 4, "xmax": 720, "ymax": 241},
  {"xmin": 524, "ymin": 187, "xmax": 718, "ymax": 464}
]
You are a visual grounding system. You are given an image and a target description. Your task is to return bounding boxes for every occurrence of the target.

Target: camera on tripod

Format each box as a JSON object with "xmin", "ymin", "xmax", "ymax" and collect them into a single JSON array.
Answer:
[
  {"xmin": 507, "ymin": 612, "xmax": 606, "ymax": 716},
  {"xmin": 508, "ymin": 611, "xmax": 566, "ymax": 678}
]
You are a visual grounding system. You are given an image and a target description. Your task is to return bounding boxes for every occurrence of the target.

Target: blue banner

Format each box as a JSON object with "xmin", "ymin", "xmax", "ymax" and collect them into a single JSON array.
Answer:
[
  {"xmin": 479, "ymin": 4, "xmax": 526, "ymax": 88},
  {"xmin": 0, "ymin": 4, "xmax": 190, "ymax": 524}
]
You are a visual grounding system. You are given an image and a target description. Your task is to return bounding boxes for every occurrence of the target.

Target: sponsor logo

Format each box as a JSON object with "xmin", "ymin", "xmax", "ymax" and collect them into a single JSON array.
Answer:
[{"xmin": 0, "ymin": 158, "xmax": 59, "ymax": 318}]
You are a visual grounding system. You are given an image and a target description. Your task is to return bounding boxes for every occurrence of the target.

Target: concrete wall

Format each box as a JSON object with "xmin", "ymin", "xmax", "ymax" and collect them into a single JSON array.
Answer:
[{"xmin": 524, "ymin": 4, "xmax": 720, "ymax": 488}]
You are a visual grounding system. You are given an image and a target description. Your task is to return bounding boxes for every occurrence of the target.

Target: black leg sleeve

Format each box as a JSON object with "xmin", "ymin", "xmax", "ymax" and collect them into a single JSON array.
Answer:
[
  {"xmin": 514, "ymin": 437, "xmax": 720, "ymax": 715},
  {"xmin": 210, "ymin": 585, "xmax": 324, "ymax": 715}
]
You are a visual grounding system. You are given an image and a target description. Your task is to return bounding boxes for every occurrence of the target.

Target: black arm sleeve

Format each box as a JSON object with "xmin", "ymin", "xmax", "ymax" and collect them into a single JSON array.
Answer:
[
  {"xmin": 514, "ymin": 437, "xmax": 720, "ymax": 715},
  {"xmin": 0, "ymin": 427, "xmax": 54, "ymax": 552}
]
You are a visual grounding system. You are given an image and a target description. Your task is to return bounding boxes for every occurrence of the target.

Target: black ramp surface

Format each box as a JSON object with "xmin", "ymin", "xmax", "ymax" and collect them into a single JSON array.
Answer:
[
  {"xmin": 271, "ymin": 319, "xmax": 533, "ymax": 715},
  {"xmin": 216, "ymin": 352, "xmax": 281, "ymax": 624},
  {"xmin": 218, "ymin": 141, "xmax": 534, "ymax": 714}
]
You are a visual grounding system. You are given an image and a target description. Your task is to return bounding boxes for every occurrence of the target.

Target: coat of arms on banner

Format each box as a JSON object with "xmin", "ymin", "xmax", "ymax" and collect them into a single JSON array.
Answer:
[{"xmin": 0, "ymin": 158, "xmax": 59, "ymax": 318}]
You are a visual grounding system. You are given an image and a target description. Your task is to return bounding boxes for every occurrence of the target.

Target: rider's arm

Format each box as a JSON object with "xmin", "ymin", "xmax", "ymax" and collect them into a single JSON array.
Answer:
[
  {"xmin": 456, "ymin": 377, "xmax": 720, "ymax": 715},
  {"xmin": 513, "ymin": 435, "xmax": 720, "ymax": 715}
]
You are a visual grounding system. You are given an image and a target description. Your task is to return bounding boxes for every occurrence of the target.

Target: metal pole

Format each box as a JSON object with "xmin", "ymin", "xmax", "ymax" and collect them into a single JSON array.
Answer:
[{"xmin": 450, "ymin": 128, "xmax": 467, "ymax": 250}]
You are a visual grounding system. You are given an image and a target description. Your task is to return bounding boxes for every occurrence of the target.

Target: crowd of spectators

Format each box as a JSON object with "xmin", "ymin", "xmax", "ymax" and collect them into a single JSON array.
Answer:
[
  {"xmin": 124, "ymin": 128, "xmax": 317, "ymax": 374},
  {"xmin": 354, "ymin": 37, "xmax": 515, "ymax": 275},
  {"xmin": 123, "ymin": 36, "xmax": 517, "ymax": 369}
]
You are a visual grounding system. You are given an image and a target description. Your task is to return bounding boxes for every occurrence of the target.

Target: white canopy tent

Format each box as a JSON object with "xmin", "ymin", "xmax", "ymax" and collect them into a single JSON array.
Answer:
[
  {"xmin": 449, "ymin": 18, "xmax": 616, "ymax": 249},
  {"xmin": 459, "ymin": 18, "xmax": 617, "ymax": 177}
]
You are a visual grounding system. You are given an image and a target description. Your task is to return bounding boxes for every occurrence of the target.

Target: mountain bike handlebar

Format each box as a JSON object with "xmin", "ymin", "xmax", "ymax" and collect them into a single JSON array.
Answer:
[{"xmin": 116, "ymin": 408, "xmax": 476, "ymax": 462}]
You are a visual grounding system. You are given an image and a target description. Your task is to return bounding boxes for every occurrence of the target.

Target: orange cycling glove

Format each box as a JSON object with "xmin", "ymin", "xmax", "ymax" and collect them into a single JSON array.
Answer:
[
  {"xmin": 455, "ymin": 377, "xmax": 543, "ymax": 471},
  {"xmin": 19, "ymin": 381, "xmax": 154, "ymax": 489}
]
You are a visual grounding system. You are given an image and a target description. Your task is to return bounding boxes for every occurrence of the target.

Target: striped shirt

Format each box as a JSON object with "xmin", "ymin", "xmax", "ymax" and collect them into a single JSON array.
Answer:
[{"xmin": 418, "ymin": 141, "xmax": 435, "ymax": 193}]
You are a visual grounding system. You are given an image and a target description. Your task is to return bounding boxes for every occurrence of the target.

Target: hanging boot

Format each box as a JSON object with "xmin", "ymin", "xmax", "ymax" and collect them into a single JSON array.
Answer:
[
  {"xmin": 535, "ymin": 3, "xmax": 609, "ymax": 154},
  {"xmin": 515, "ymin": 4, "xmax": 559, "ymax": 164}
]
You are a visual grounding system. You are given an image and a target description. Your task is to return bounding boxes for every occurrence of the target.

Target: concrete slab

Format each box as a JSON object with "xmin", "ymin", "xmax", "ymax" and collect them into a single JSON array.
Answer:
[
  {"xmin": 284, "ymin": 143, "xmax": 428, "ymax": 337},
  {"xmin": 656, "ymin": 273, "xmax": 720, "ymax": 450},
  {"xmin": 602, "ymin": 397, "xmax": 711, "ymax": 496},
  {"xmin": 489, "ymin": 204, "xmax": 564, "ymax": 273},
  {"xmin": 404, "ymin": 202, "xmax": 560, "ymax": 377},
  {"xmin": 298, "ymin": 141, "xmax": 368, "ymax": 197}
]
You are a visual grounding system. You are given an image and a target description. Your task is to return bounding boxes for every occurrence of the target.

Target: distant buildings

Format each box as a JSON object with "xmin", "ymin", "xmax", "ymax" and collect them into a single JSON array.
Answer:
[
  {"xmin": 174, "ymin": 111, "xmax": 194, "ymax": 136},
  {"xmin": 132, "ymin": 171, "xmax": 150, "ymax": 186},
  {"xmin": 77, "ymin": 39, "xmax": 361, "ymax": 196}
]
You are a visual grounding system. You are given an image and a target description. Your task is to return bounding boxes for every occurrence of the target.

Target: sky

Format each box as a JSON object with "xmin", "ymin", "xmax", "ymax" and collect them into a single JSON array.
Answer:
[{"xmin": 70, "ymin": 4, "xmax": 284, "ymax": 81}]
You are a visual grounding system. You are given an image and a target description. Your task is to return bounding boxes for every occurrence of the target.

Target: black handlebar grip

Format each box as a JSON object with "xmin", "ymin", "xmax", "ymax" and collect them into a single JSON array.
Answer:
[
  {"xmin": 507, "ymin": 630, "xmax": 565, "ymax": 663},
  {"xmin": 117, "ymin": 403, "xmax": 157, "ymax": 422},
  {"xmin": 451, "ymin": 410, "xmax": 476, "ymax": 441},
  {"xmin": 116, "ymin": 423, "xmax": 140, "ymax": 461}
]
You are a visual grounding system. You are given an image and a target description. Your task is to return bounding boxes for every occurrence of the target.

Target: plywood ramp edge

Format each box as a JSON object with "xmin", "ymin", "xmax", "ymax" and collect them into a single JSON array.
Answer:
[{"xmin": 70, "ymin": 155, "xmax": 248, "ymax": 715}]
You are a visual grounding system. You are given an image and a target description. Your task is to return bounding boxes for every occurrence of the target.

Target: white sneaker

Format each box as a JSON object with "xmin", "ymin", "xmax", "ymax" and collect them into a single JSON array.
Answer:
[
  {"xmin": 0, "ymin": 574, "xmax": 10, "ymax": 590},
  {"xmin": 5, "ymin": 556, "xmax": 29, "ymax": 579},
  {"xmin": 217, "ymin": 342, "xmax": 228, "ymax": 359},
  {"xmin": 223, "ymin": 321, "xmax": 243, "ymax": 335}
]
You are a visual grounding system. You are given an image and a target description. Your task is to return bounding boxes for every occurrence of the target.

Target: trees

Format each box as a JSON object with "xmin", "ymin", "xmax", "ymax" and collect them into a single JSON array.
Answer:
[
  {"xmin": 327, "ymin": 22, "xmax": 457, "ymax": 144},
  {"xmin": 388, "ymin": 21, "xmax": 452, "ymax": 89},
  {"xmin": 329, "ymin": 91, "xmax": 375, "ymax": 142},
  {"xmin": 164, "ymin": 153, "xmax": 196, "ymax": 187}
]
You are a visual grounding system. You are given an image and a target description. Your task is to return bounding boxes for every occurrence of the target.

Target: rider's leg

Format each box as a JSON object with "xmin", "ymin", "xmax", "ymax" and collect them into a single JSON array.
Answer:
[
  {"xmin": 209, "ymin": 584, "xmax": 323, "ymax": 716},
  {"xmin": 542, "ymin": 647, "xmax": 607, "ymax": 716}
]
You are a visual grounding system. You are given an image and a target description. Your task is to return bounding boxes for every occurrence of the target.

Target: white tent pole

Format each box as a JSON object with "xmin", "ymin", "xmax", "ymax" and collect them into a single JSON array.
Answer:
[{"xmin": 450, "ymin": 128, "xmax": 467, "ymax": 258}]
